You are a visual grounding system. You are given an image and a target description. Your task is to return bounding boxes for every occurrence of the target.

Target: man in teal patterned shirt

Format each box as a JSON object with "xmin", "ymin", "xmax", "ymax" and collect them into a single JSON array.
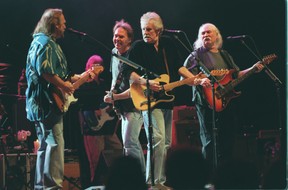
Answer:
[{"xmin": 25, "ymin": 8, "xmax": 94, "ymax": 189}]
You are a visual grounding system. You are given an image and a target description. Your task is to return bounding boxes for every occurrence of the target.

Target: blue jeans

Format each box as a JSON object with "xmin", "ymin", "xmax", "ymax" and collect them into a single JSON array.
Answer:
[
  {"xmin": 121, "ymin": 111, "xmax": 145, "ymax": 173},
  {"xmin": 143, "ymin": 108, "xmax": 173, "ymax": 184},
  {"xmin": 34, "ymin": 112, "xmax": 64, "ymax": 190}
]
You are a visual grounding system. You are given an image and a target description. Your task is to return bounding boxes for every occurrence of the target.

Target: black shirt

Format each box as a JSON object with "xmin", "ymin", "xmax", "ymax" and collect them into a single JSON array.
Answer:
[{"xmin": 124, "ymin": 36, "xmax": 183, "ymax": 109}]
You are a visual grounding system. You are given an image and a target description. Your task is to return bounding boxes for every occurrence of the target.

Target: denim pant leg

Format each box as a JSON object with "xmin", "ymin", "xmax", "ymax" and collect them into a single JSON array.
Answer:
[
  {"xmin": 121, "ymin": 111, "xmax": 145, "ymax": 173},
  {"xmin": 34, "ymin": 116, "xmax": 64, "ymax": 190},
  {"xmin": 195, "ymin": 104, "xmax": 213, "ymax": 163},
  {"xmin": 143, "ymin": 109, "xmax": 166, "ymax": 184},
  {"xmin": 161, "ymin": 109, "xmax": 173, "ymax": 183}
]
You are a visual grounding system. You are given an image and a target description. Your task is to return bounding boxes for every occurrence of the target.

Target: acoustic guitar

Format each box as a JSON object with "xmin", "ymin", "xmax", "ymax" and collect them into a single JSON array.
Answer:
[{"xmin": 130, "ymin": 70, "xmax": 229, "ymax": 111}]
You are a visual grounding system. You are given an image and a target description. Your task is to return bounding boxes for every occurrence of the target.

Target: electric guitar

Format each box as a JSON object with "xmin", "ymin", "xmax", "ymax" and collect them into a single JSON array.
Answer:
[
  {"xmin": 49, "ymin": 65, "xmax": 104, "ymax": 113},
  {"xmin": 203, "ymin": 54, "xmax": 277, "ymax": 112},
  {"xmin": 130, "ymin": 70, "xmax": 229, "ymax": 111},
  {"xmin": 86, "ymin": 103, "xmax": 117, "ymax": 131}
]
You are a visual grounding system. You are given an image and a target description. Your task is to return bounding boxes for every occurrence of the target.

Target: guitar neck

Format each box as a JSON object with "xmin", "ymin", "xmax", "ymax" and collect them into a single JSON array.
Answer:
[
  {"xmin": 226, "ymin": 67, "xmax": 257, "ymax": 91},
  {"xmin": 73, "ymin": 72, "xmax": 90, "ymax": 89},
  {"xmin": 226, "ymin": 54, "xmax": 276, "ymax": 91},
  {"xmin": 163, "ymin": 77, "xmax": 195, "ymax": 91}
]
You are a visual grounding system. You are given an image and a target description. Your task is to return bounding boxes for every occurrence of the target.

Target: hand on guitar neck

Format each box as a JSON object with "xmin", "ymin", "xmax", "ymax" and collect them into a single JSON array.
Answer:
[
  {"xmin": 103, "ymin": 91, "xmax": 122, "ymax": 118},
  {"xmin": 202, "ymin": 54, "xmax": 277, "ymax": 112},
  {"xmin": 130, "ymin": 69, "xmax": 229, "ymax": 111},
  {"xmin": 49, "ymin": 65, "xmax": 104, "ymax": 113}
]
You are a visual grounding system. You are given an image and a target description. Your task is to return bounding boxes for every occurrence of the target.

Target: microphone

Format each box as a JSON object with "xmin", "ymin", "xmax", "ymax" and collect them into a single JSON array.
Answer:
[
  {"xmin": 164, "ymin": 29, "xmax": 182, "ymax": 33},
  {"xmin": 226, "ymin": 35, "xmax": 247, "ymax": 40},
  {"xmin": 67, "ymin": 28, "xmax": 87, "ymax": 36}
]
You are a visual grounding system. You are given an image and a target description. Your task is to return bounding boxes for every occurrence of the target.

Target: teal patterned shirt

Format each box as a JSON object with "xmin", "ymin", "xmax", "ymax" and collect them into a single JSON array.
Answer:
[{"xmin": 25, "ymin": 33, "xmax": 68, "ymax": 121}]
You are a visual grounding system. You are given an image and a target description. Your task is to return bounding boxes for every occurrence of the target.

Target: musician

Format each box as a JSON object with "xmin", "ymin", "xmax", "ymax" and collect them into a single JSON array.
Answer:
[
  {"xmin": 122, "ymin": 12, "xmax": 195, "ymax": 187},
  {"xmin": 76, "ymin": 55, "xmax": 122, "ymax": 187},
  {"xmin": 183, "ymin": 23, "xmax": 264, "ymax": 168},
  {"xmin": 25, "ymin": 8, "xmax": 95, "ymax": 189},
  {"xmin": 103, "ymin": 19, "xmax": 146, "ymax": 175}
]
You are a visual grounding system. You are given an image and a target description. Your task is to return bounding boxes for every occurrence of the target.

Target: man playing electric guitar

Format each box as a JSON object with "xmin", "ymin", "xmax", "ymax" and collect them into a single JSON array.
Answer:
[
  {"xmin": 25, "ymin": 9, "xmax": 99, "ymax": 189},
  {"xmin": 75, "ymin": 55, "xmax": 122, "ymax": 186},
  {"xmin": 202, "ymin": 53, "xmax": 276, "ymax": 112},
  {"xmin": 182, "ymin": 23, "xmax": 265, "ymax": 169},
  {"xmin": 103, "ymin": 19, "xmax": 147, "ymax": 175},
  {"xmin": 49, "ymin": 64, "xmax": 104, "ymax": 113}
]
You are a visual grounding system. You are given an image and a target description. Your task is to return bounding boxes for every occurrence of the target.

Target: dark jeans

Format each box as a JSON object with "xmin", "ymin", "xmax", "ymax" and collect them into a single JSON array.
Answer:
[{"xmin": 195, "ymin": 102, "xmax": 238, "ymax": 168}]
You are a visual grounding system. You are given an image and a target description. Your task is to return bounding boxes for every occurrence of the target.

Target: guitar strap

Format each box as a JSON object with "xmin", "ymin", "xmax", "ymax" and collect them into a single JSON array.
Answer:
[
  {"xmin": 191, "ymin": 51, "xmax": 212, "ymax": 77},
  {"xmin": 193, "ymin": 50, "xmax": 229, "ymax": 91},
  {"xmin": 111, "ymin": 61, "xmax": 124, "ymax": 116},
  {"xmin": 162, "ymin": 48, "xmax": 170, "ymax": 77},
  {"xmin": 220, "ymin": 50, "xmax": 239, "ymax": 79},
  {"xmin": 113, "ymin": 68, "xmax": 123, "ymax": 91}
]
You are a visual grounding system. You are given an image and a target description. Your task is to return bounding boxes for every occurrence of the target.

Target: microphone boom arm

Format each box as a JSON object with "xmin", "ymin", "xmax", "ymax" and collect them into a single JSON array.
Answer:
[
  {"xmin": 112, "ymin": 53, "xmax": 160, "ymax": 79},
  {"xmin": 239, "ymin": 39, "xmax": 282, "ymax": 85}
]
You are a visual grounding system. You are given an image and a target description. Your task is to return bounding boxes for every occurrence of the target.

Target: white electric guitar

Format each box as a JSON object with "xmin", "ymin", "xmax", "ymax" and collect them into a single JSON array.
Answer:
[
  {"xmin": 49, "ymin": 65, "xmax": 104, "ymax": 113},
  {"xmin": 88, "ymin": 103, "xmax": 116, "ymax": 131}
]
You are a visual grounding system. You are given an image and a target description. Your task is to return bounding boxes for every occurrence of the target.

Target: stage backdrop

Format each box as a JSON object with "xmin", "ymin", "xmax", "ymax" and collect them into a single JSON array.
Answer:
[{"xmin": 0, "ymin": 0, "xmax": 285, "ymax": 150}]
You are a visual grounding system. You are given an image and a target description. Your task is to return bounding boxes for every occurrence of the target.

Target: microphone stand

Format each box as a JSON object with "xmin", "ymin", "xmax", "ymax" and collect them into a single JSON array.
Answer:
[
  {"xmin": 239, "ymin": 39, "xmax": 283, "ymax": 131},
  {"xmin": 239, "ymin": 38, "xmax": 284, "ymax": 160},
  {"xmin": 172, "ymin": 30, "xmax": 222, "ymax": 169},
  {"xmin": 168, "ymin": 30, "xmax": 193, "ymax": 58},
  {"xmin": 69, "ymin": 30, "xmax": 160, "ymax": 186},
  {"xmin": 0, "ymin": 115, "xmax": 10, "ymax": 190},
  {"xmin": 112, "ymin": 53, "xmax": 159, "ymax": 187},
  {"xmin": 172, "ymin": 32, "xmax": 193, "ymax": 53},
  {"xmin": 191, "ymin": 54, "xmax": 225, "ymax": 170}
]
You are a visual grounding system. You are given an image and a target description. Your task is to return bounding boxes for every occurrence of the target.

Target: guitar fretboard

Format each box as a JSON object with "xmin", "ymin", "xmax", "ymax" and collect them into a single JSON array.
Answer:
[{"xmin": 164, "ymin": 77, "xmax": 195, "ymax": 91}]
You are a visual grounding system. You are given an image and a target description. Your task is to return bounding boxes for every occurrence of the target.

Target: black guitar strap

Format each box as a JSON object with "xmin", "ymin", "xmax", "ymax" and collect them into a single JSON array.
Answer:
[
  {"xmin": 220, "ymin": 50, "xmax": 239, "ymax": 79},
  {"xmin": 110, "ymin": 62, "xmax": 124, "ymax": 116},
  {"xmin": 162, "ymin": 48, "xmax": 170, "ymax": 77},
  {"xmin": 112, "ymin": 67, "xmax": 124, "ymax": 94}
]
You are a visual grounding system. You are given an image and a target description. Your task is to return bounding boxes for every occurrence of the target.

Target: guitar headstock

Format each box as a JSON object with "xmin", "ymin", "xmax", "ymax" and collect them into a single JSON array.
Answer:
[
  {"xmin": 262, "ymin": 54, "xmax": 277, "ymax": 65},
  {"xmin": 92, "ymin": 64, "xmax": 104, "ymax": 75}
]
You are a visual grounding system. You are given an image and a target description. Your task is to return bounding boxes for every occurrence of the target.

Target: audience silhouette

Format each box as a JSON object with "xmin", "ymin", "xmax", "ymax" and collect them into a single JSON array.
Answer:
[
  {"xmin": 213, "ymin": 158, "xmax": 259, "ymax": 189},
  {"xmin": 165, "ymin": 145, "xmax": 210, "ymax": 190},
  {"xmin": 261, "ymin": 158, "xmax": 286, "ymax": 189},
  {"xmin": 104, "ymin": 155, "xmax": 147, "ymax": 190}
]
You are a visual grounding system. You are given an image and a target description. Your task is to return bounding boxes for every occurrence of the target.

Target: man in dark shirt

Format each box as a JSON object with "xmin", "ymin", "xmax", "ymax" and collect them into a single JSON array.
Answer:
[{"xmin": 123, "ymin": 12, "xmax": 196, "ymax": 188}]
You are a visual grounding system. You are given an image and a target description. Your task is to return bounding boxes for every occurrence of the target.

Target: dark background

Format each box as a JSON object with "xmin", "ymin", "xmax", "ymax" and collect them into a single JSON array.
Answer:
[{"xmin": 0, "ymin": 0, "xmax": 286, "ymax": 151}]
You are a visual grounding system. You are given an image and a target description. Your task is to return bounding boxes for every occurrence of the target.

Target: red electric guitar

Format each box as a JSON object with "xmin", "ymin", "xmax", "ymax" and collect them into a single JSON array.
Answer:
[{"xmin": 203, "ymin": 54, "xmax": 277, "ymax": 112}]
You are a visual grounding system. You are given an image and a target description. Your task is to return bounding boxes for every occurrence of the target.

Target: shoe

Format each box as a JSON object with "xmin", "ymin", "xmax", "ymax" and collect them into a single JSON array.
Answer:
[{"xmin": 204, "ymin": 183, "xmax": 215, "ymax": 190}]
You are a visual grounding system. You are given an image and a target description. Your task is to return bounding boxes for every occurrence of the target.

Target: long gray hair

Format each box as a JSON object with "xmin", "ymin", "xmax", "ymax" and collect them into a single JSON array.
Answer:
[
  {"xmin": 33, "ymin": 8, "xmax": 63, "ymax": 37},
  {"xmin": 193, "ymin": 23, "xmax": 223, "ymax": 50}
]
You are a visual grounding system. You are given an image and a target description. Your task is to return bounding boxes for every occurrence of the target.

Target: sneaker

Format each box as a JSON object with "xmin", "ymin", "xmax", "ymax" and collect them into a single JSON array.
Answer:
[{"xmin": 204, "ymin": 183, "xmax": 215, "ymax": 190}]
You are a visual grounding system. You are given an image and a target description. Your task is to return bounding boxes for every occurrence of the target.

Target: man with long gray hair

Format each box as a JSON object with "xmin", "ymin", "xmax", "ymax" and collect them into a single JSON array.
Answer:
[
  {"xmin": 183, "ymin": 23, "xmax": 264, "ymax": 171},
  {"xmin": 26, "ymin": 8, "xmax": 95, "ymax": 189}
]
